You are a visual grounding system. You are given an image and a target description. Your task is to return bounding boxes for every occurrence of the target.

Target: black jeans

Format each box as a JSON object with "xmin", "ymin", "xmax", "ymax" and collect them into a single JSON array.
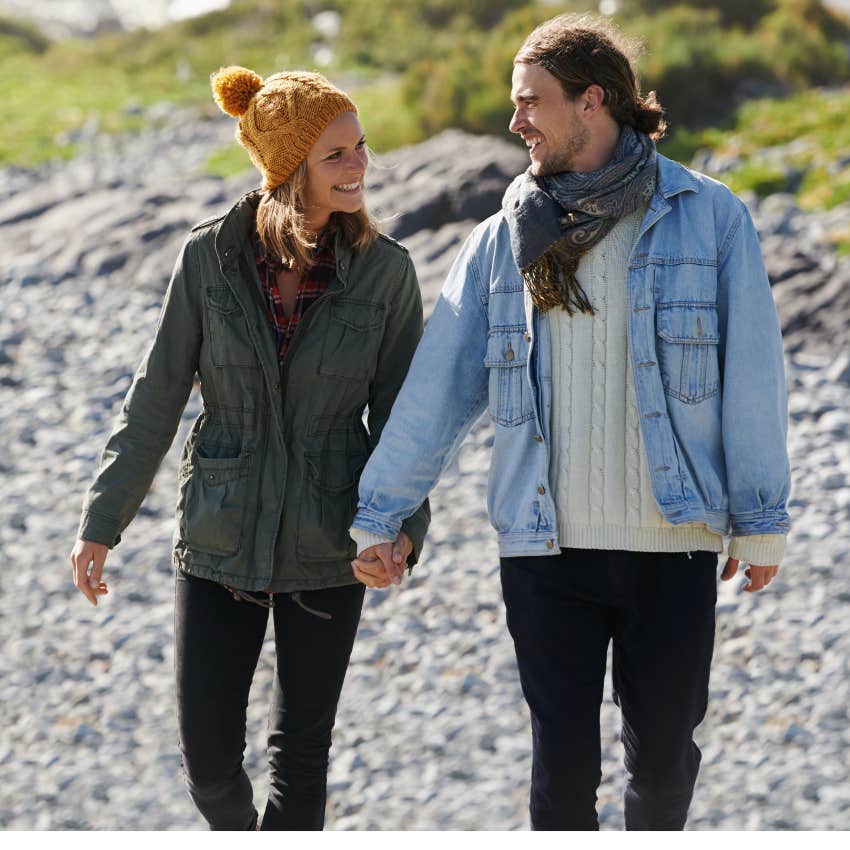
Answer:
[
  {"xmin": 500, "ymin": 548, "xmax": 717, "ymax": 831},
  {"xmin": 174, "ymin": 571, "xmax": 365, "ymax": 830}
]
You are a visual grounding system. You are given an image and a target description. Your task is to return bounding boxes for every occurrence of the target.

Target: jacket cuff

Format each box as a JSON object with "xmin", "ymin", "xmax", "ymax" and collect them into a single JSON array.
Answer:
[
  {"xmin": 77, "ymin": 511, "xmax": 122, "ymax": 548},
  {"xmin": 400, "ymin": 502, "xmax": 430, "ymax": 568},
  {"xmin": 728, "ymin": 533, "xmax": 786, "ymax": 566},
  {"xmin": 349, "ymin": 527, "xmax": 393, "ymax": 556}
]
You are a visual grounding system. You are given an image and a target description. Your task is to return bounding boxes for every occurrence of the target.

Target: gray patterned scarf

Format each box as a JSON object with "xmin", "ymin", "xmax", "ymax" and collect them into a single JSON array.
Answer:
[{"xmin": 502, "ymin": 125, "xmax": 657, "ymax": 315}]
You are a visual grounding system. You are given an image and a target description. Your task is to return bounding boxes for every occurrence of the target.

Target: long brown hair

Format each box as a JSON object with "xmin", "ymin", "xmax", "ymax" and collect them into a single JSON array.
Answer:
[
  {"xmin": 255, "ymin": 159, "xmax": 379, "ymax": 272},
  {"xmin": 515, "ymin": 13, "xmax": 667, "ymax": 140}
]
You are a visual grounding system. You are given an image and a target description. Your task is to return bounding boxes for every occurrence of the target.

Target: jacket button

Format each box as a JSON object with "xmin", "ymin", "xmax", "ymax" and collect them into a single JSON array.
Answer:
[
  {"xmin": 274, "ymin": 381, "xmax": 281, "ymax": 390},
  {"xmin": 207, "ymin": 473, "xmax": 215, "ymax": 481},
  {"xmin": 533, "ymin": 435, "xmax": 543, "ymax": 443},
  {"xmin": 546, "ymin": 539, "xmax": 554, "ymax": 549},
  {"xmin": 538, "ymin": 485, "xmax": 545, "ymax": 495},
  {"xmin": 505, "ymin": 346, "xmax": 515, "ymax": 362},
  {"xmin": 525, "ymin": 332, "xmax": 531, "ymax": 342}
]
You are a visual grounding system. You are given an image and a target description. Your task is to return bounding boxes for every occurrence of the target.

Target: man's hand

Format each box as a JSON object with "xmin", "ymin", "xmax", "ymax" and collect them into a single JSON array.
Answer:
[
  {"xmin": 721, "ymin": 558, "xmax": 778, "ymax": 593},
  {"xmin": 351, "ymin": 532, "xmax": 413, "ymax": 589}
]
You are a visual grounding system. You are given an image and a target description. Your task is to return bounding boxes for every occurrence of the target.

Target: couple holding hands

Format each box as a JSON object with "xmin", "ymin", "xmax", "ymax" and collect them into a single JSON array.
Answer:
[{"xmin": 70, "ymin": 13, "xmax": 790, "ymax": 832}]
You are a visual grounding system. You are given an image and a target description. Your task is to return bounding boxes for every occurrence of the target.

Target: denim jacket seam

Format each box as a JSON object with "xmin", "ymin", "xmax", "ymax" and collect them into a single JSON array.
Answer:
[
  {"xmin": 718, "ymin": 205, "xmax": 745, "ymax": 264},
  {"xmin": 468, "ymin": 248, "xmax": 490, "ymax": 315}
]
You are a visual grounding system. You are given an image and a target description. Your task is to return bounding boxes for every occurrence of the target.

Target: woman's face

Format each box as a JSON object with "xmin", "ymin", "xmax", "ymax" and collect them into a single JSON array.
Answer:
[{"xmin": 301, "ymin": 111, "xmax": 368, "ymax": 232}]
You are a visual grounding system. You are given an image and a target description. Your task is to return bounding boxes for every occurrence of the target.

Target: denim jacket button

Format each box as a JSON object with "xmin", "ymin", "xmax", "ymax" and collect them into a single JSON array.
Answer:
[
  {"xmin": 533, "ymin": 435, "xmax": 543, "ymax": 443},
  {"xmin": 505, "ymin": 346, "xmax": 515, "ymax": 361},
  {"xmin": 525, "ymin": 332, "xmax": 531, "ymax": 342},
  {"xmin": 546, "ymin": 539, "xmax": 554, "ymax": 549},
  {"xmin": 538, "ymin": 485, "xmax": 546, "ymax": 495}
]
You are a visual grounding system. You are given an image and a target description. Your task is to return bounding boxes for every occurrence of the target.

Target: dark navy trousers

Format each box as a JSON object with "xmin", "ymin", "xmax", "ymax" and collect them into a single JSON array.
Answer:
[
  {"xmin": 174, "ymin": 571, "xmax": 364, "ymax": 830},
  {"xmin": 500, "ymin": 548, "xmax": 718, "ymax": 831}
]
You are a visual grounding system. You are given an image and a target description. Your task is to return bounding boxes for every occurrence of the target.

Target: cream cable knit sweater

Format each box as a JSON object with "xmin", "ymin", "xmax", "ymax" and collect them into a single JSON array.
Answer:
[{"xmin": 546, "ymin": 205, "xmax": 784, "ymax": 564}]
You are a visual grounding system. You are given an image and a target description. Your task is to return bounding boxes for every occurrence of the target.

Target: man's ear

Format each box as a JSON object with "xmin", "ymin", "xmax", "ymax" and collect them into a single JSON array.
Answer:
[{"xmin": 582, "ymin": 84, "xmax": 606, "ymax": 114}]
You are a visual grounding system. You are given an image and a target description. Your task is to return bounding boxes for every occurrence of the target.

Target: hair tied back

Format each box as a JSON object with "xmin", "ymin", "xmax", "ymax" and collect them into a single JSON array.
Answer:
[{"xmin": 211, "ymin": 66, "xmax": 264, "ymax": 117}]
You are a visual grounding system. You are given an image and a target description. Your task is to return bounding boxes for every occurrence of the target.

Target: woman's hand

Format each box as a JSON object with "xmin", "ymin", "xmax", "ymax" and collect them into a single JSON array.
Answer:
[
  {"xmin": 352, "ymin": 532, "xmax": 413, "ymax": 588},
  {"xmin": 70, "ymin": 539, "xmax": 110, "ymax": 606}
]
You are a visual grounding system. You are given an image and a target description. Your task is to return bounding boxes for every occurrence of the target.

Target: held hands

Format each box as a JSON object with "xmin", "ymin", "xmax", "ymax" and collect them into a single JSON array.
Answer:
[
  {"xmin": 721, "ymin": 557, "xmax": 778, "ymax": 593},
  {"xmin": 351, "ymin": 532, "xmax": 413, "ymax": 589},
  {"xmin": 70, "ymin": 539, "xmax": 110, "ymax": 606}
]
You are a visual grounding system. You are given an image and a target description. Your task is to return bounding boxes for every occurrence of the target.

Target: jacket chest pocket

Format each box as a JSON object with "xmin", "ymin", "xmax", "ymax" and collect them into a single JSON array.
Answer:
[
  {"xmin": 484, "ymin": 329, "xmax": 534, "ymax": 427},
  {"xmin": 318, "ymin": 299, "xmax": 386, "ymax": 382},
  {"xmin": 655, "ymin": 303, "xmax": 720, "ymax": 404},
  {"xmin": 205, "ymin": 286, "xmax": 257, "ymax": 368}
]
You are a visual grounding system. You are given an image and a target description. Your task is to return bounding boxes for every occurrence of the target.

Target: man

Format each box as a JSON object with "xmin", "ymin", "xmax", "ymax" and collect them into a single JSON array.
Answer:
[{"xmin": 349, "ymin": 14, "xmax": 790, "ymax": 831}]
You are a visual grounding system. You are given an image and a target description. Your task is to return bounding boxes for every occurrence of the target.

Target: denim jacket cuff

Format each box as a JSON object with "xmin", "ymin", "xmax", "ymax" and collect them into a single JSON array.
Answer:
[
  {"xmin": 351, "ymin": 509, "xmax": 402, "ymax": 545},
  {"xmin": 729, "ymin": 508, "xmax": 790, "ymax": 536}
]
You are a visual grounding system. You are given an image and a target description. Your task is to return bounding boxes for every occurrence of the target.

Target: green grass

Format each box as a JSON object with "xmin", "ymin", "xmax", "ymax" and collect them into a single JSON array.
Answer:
[
  {"xmin": 662, "ymin": 86, "xmax": 850, "ymax": 216},
  {"xmin": 3, "ymin": 0, "xmax": 850, "ymax": 241}
]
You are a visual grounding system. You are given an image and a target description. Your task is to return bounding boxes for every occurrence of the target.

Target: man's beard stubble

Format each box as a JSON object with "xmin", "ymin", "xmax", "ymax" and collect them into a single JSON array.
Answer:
[{"xmin": 535, "ymin": 124, "xmax": 591, "ymax": 177}]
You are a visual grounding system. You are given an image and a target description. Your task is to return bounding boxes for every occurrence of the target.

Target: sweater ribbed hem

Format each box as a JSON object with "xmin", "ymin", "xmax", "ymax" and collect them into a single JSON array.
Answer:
[
  {"xmin": 557, "ymin": 522, "xmax": 724, "ymax": 553},
  {"xmin": 350, "ymin": 527, "xmax": 393, "ymax": 556},
  {"xmin": 728, "ymin": 534, "xmax": 786, "ymax": 566}
]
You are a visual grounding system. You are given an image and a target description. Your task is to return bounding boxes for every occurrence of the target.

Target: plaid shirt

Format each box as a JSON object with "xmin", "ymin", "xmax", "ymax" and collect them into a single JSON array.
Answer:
[{"xmin": 254, "ymin": 225, "xmax": 337, "ymax": 364}]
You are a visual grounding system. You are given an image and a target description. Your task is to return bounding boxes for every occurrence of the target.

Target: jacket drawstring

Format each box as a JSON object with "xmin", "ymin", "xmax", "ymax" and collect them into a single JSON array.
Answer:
[
  {"xmin": 222, "ymin": 584, "xmax": 275, "ymax": 609},
  {"xmin": 222, "ymin": 584, "xmax": 332, "ymax": 620},
  {"xmin": 291, "ymin": 592, "xmax": 333, "ymax": 620}
]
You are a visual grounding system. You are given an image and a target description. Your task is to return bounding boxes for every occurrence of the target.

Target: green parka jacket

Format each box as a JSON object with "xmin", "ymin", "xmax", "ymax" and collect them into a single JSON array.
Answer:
[{"xmin": 78, "ymin": 191, "xmax": 430, "ymax": 592}]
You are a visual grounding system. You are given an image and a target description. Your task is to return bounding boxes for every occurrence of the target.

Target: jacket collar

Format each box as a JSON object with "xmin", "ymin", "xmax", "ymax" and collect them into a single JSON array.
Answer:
[
  {"xmin": 214, "ymin": 189, "xmax": 352, "ymax": 287},
  {"xmin": 635, "ymin": 155, "xmax": 700, "ymax": 243},
  {"xmin": 655, "ymin": 154, "xmax": 701, "ymax": 199}
]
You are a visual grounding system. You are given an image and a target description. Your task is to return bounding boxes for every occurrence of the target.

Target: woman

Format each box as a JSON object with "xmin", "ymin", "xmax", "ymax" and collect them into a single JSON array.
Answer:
[{"xmin": 69, "ymin": 67, "xmax": 429, "ymax": 830}]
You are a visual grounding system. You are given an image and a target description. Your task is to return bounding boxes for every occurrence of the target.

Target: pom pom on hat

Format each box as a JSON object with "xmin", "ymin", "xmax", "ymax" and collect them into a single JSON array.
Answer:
[{"xmin": 211, "ymin": 66, "xmax": 263, "ymax": 117}]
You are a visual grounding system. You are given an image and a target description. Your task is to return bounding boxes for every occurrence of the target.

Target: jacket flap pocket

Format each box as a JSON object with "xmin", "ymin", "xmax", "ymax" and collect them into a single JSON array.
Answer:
[
  {"xmin": 330, "ymin": 298, "xmax": 385, "ymax": 331},
  {"xmin": 656, "ymin": 304, "xmax": 719, "ymax": 344},
  {"xmin": 205, "ymin": 285, "xmax": 240, "ymax": 315},
  {"xmin": 304, "ymin": 451, "xmax": 367, "ymax": 493},
  {"xmin": 484, "ymin": 329, "xmax": 529, "ymax": 367},
  {"xmin": 195, "ymin": 452, "xmax": 252, "ymax": 485}
]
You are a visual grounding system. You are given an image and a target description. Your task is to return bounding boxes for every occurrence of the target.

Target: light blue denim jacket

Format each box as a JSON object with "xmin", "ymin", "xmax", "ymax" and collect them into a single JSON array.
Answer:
[{"xmin": 352, "ymin": 155, "xmax": 791, "ymax": 557}]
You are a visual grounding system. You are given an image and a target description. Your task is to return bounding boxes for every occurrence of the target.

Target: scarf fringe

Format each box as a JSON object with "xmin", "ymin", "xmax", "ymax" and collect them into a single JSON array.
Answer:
[{"xmin": 522, "ymin": 239, "xmax": 595, "ymax": 316}]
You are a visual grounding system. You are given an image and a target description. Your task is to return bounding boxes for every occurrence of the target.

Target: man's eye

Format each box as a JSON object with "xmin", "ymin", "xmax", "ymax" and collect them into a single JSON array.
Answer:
[{"xmin": 356, "ymin": 139, "xmax": 366, "ymax": 148}]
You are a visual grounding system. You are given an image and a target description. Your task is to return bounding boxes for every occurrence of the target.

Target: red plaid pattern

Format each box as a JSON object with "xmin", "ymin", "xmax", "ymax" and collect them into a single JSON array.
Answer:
[{"xmin": 254, "ymin": 225, "xmax": 337, "ymax": 364}]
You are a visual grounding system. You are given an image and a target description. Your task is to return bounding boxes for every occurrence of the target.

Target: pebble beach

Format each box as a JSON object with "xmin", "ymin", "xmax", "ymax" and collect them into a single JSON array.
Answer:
[{"xmin": 1, "ymin": 114, "xmax": 848, "ymax": 830}]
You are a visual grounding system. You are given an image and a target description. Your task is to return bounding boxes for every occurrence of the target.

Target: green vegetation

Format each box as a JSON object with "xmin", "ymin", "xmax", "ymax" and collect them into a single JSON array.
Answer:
[
  {"xmin": 2, "ymin": 0, "xmax": 849, "ymax": 238},
  {"xmin": 671, "ymin": 87, "xmax": 850, "ymax": 252}
]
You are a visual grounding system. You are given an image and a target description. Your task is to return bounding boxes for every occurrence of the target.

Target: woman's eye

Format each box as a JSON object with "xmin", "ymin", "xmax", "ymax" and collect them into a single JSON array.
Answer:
[{"xmin": 326, "ymin": 152, "xmax": 341, "ymax": 161}]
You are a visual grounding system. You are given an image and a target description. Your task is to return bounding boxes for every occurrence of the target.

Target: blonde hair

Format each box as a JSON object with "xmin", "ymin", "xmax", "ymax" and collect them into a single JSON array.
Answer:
[{"xmin": 255, "ymin": 160, "xmax": 379, "ymax": 272}]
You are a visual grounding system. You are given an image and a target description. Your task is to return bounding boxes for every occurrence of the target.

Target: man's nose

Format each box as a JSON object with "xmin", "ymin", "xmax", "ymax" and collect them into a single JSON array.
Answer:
[{"xmin": 509, "ymin": 108, "xmax": 524, "ymax": 134}]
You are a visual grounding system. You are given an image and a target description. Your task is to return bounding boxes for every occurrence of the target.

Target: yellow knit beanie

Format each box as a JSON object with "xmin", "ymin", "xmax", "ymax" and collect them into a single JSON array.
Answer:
[{"xmin": 211, "ymin": 66, "xmax": 357, "ymax": 191}]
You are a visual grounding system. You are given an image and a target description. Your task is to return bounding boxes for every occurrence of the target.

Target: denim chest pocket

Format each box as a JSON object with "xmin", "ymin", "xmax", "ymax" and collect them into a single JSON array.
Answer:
[
  {"xmin": 484, "ymin": 328, "xmax": 534, "ymax": 426},
  {"xmin": 205, "ymin": 286, "xmax": 257, "ymax": 369},
  {"xmin": 655, "ymin": 303, "xmax": 721, "ymax": 404},
  {"xmin": 319, "ymin": 299, "xmax": 386, "ymax": 382}
]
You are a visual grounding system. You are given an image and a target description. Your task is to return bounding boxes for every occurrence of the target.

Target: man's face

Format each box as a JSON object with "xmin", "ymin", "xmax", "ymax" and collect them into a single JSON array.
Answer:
[{"xmin": 509, "ymin": 62, "xmax": 589, "ymax": 176}]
